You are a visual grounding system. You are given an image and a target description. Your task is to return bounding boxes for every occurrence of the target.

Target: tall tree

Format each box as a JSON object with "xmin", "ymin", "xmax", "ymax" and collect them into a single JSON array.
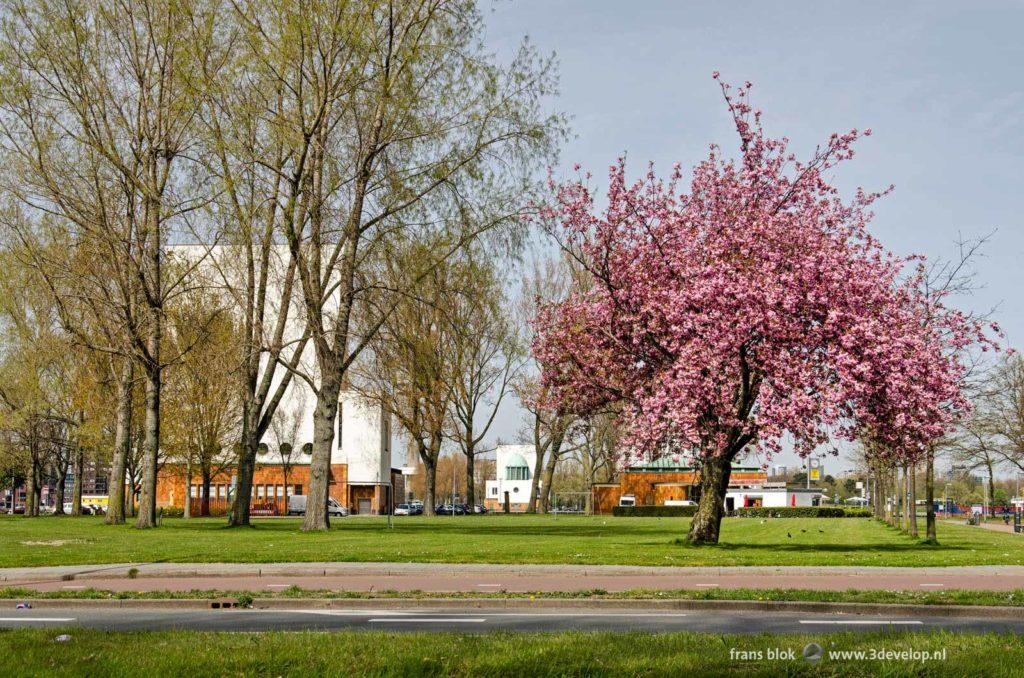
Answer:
[
  {"xmin": 446, "ymin": 252, "xmax": 523, "ymax": 508},
  {"xmin": 532, "ymin": 77, "xmax": 994, "ymax": 544},
  {"xmin": 0, "ymin": 0, "xmax": 214, "ymax": 527}
]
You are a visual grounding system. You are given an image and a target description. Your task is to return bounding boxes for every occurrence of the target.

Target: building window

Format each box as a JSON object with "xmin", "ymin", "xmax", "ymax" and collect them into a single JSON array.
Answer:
[
  {"xmin": 491, "ymin": 487, "xmax": 498, "ymax": 496},
  {"xmin": 276, "ymin": 485, "xmax": 284, "ymax": 499},
  {"xmin": 256, "ymin": 485, "xmax": 264, "ymax": 499},
  {"xmin": 218, "ymin": 485, "xmax": 226, "ymax": 499},
  {"xmin": 506, "ymin": 466, "xmax": 529, "ymax": 481},
  {"xmin": 294, "ymin": 484, "xmax": 303, "ymax": 496}
]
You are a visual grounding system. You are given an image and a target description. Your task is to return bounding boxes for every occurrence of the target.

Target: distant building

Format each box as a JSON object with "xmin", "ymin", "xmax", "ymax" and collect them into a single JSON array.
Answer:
[
  {"xmin": 591, "ymin": 459, "xmax": 822, "ymax": 514},
  {"xmin": 155, "ymin": 390, "xmax": 403, "ymax": 515},
  {"xmin": 484, "ymin": 444, "xmax": 539, "ymax": 512}
]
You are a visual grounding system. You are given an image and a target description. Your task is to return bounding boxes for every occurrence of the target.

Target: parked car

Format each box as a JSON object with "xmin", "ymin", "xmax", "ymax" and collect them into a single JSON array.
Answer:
[
  {"xmin": 287, "ymin": 495, "xmax": 348, "ymax": 516},
  {"xmin": 394, "ymin": 503, "xmax": 413, "ymax": 516},
  {"xmin": 472, "ymin": 504, "xmax": 487, "ymax": 514},
  {"xmin": 435, "ymin": 504, "xmax": 465, "ymax": 515},
  {"xmin": 664, "ymin": 499, "xmax": 696, "ymax": 507}
]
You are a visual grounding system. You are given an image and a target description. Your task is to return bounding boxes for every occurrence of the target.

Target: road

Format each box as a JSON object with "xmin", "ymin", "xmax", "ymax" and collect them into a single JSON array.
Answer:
[
  {"xmin": 2, "ymin": 606, "xmax": 1024, "ymax": 634},
  {"xmin": 7, "ymin": 562, "xmax": 1024, "ymax": 593}
]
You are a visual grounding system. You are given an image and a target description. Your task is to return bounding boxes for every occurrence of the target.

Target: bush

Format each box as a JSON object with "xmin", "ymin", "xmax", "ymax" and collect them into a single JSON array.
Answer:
[
  {"xmin": 735, "ymin": 506, "xmax": 871, "ymax": 518},
  {"xmin": 612, "ymin": 505, "xmax": 697, "ymax": 517}
]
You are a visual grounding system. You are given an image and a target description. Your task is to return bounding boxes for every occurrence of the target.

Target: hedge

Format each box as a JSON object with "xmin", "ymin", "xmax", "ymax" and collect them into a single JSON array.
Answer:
[
  {"xmin": 735, "ymin": 506, "xmax": 872, "ymax": 518},
  {"xmin": 612, "ymin": 505, "xmax": 697, "ymax": 517}
]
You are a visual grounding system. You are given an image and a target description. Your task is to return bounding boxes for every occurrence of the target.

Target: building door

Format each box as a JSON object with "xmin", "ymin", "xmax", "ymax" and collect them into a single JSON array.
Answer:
[{"xmin": 358, "ymin": 498, "xmax": 372, "ymax": 515}]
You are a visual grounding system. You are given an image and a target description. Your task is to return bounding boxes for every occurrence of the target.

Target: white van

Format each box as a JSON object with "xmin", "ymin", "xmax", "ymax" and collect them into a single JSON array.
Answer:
[{"xmin": 287, "ymin": 495, "xmax": 348, "ymax": 517}]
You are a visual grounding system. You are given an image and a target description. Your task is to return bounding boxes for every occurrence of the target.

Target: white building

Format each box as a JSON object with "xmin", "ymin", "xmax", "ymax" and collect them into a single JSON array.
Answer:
[
  {"xmin": 484, "ymin": 444, "xmax": 539, "ymax": 512},
  {"xmin": 724, "ymin": 484, "xmax": 823, "ymax": 511},
  {"xmin": 163, "ymin": 246, "xmax": 399, "ymax": 515}
]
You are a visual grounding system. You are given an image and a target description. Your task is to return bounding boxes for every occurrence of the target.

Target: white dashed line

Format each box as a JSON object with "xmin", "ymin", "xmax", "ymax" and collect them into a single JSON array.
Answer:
[
  {"xmin": 370, "ymin": 618, "xmax": 485, "ymax": 623},
  {"xmin": 799, "ymin": 620, "xmax": 923, "ymax": 625},
  {"xmin": 0, "ymin": 617, "xmax": 76, "ymax": 623}
]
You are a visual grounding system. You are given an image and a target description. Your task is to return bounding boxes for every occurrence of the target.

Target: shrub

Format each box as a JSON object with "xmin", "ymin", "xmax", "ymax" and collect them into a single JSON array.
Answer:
[
  {"xmin": 612, "ymin": 505, "xmax": 697, "ymax": 517},
  {"xmin": 735, "ymin": 506, "xmax": 871, "ymax": 518}
]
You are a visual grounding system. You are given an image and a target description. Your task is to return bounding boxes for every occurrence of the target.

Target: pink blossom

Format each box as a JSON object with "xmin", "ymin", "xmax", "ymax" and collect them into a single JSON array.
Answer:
[{"xmin": 531, "ymin": 78, "xmax": 996, "ymax": 468}]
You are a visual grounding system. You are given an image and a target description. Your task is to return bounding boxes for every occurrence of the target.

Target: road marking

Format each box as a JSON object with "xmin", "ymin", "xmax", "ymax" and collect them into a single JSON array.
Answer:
[
  {"xmin": 266, "ymin": 584, "xmax": 290, "ymax": 588},
  {"xmin": 695, "ymin": 584, "xmax": 719, "ymax": 588},
  {"xmin": 0, "ymin": 617, "xmax": 76, "ymax": 623},
  {"xmin": 475, "ymin": 584, "xmax": 502, "ymax": 587},
  {"xmin": 451, "ymin": 613, "xmax": 692, "ymax": 618},
  {"xmin": 799, "ymin": 620, "xmax": 923, "ymax": 625},
  {"xmin": 62, "ymin": 585, "xmax": 86, "ymax": 589},
  {"xmin": 370, "ymin": 618, "xmax": 485, "ymax": 623},
  {"xmin": 919, "ymin": 584, "xmax": 945, "ymax": 587},
  {"xmin": 281, "ymin": 610, "xmax": 688, "ymax": 618},
  {"xmin": 281, "ymin": 610, "xmax": 414, "ymax": 616}
]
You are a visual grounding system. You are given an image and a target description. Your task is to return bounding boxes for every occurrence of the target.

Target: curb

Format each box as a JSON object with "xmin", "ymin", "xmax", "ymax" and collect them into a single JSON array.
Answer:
[
  {"xmin": 3, "ymin": 597, "xmax": 1023, "ymax": 618},
  {"xmin": 5, "ymin": 562, "xmax": 1024, "ymax": 583}
]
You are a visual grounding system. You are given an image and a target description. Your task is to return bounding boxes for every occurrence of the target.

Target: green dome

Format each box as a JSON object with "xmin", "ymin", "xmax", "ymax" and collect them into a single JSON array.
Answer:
[{"xmin": 505, "ymin": 453, "xmax": 529, "ymax": 469}]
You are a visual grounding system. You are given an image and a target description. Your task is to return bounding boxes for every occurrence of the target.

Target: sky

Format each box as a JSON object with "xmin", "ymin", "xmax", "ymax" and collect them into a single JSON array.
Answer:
[{"xmin": 473, "ymin": 0, "xmax": 1024, "ymax": 475}]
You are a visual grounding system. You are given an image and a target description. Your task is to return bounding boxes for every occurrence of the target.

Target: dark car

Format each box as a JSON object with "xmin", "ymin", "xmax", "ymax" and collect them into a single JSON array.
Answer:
[{"xmin": 435, "ymin": 504, "xmax": 465, "ymax": 515}]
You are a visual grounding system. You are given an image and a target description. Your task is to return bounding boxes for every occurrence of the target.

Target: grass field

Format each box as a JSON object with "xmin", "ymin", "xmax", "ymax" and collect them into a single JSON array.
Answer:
[
  {"xmin": 1, "ymin": 514, "xmax": 1022, "ymax": 568},
  {"xmin": 0, "ymin": 629, "xmax": 1018, "ymax": 676}
]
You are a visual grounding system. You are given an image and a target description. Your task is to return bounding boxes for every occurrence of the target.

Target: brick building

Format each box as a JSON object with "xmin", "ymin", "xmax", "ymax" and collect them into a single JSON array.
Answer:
[
  {"xmin": 154, "ymin": 391, "xmax": 405, "ymax": 516},
  {"xmin": 591, "ymin": 458, "xmax": 769, "ymax": 514}
]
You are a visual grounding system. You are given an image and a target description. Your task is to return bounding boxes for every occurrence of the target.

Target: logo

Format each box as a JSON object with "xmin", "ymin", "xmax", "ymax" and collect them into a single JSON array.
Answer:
[{"xmin": 803, "ymin": 643, "xmax": 824, "ymax": 664}]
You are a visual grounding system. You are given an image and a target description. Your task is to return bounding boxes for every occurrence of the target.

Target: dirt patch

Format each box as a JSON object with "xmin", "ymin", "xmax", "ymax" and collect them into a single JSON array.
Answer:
[{"xmin": 19, "ymin": 540, "xmax": 87, "ymax": 547}]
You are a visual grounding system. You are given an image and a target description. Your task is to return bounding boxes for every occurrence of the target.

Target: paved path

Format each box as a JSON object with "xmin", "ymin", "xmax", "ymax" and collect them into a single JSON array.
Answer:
[
  {"xmin": 5, "ymin": 562, "xmax": 1024, "ymax": 592},
  {"xmin": 2, "ymin": 604, "xmax": 1023, "ymax": 634}
]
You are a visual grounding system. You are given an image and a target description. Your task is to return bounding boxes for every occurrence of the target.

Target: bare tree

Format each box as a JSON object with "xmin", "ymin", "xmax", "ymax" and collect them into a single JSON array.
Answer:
[{"xmin": 446, "ymin": 252, "xmax": 524, "ymax": 507}]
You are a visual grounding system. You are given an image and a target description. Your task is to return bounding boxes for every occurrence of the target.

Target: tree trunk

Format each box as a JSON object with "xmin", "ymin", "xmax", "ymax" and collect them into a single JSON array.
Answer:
[
  {"xmin": 909, "ymin": 462, "xmax": 918, "ymax": 537},
  {"xmin": 539, "ymin": 428, "xmax": 566, "ymax": 513},
  {"xmin": 465, "ymin": 443, "xmax": 476, "ymax": 509},
  {"xmin": 71, "ymin": 447, "xmax": 84, "ymax": 516},
  {"xmin": 301, "ymin": 377, "xmax": 341, "ymax": 532},
  {"xmin": 26, "ymin": 443, "xmax": 38, "ymax": 517},
  {"xmin": 53, "ymin": 462, "xmax": 66, "ymax": 516},
  {"xmin": 987, "ymin": 461, "xmax": 996, "ymax": 517},
  {"xmin": 229, "ymin": 407, "xmax": 260, "ymax": 527},
  {"xmin": 282, "ymin": 466, "xmax": 290, "ymax": 516},
  {"xmin": 135, "ymin": 363, "xmax": 161, "ymax": 529},
  {"xmin": 583, "ymin": 449, "xmax": 594, "ymax": 515},
  {"xmin": 925, "ymin": 445, "xmax": 937, "ymax": 543},
  {"xmin": 422, "ymin": 456, "xmax": 437, "ymax": 517},
  {"xmin": 687, "ymin": 456, "xmax": 732, "ymax": 544},
  {"xmin": 106, "ymin": 362, "xmax": 133, "ymax": 525},
  {"xmin": 201, "ymin": 468, "xmax": 212, "ymax": 517},
  {"xmin": 526, "ymin": 419, "xmax": 546, "ymax": 512},
  {"xmin": 183, "ymin": 457, "xmax": 192, "ymax": 520}
]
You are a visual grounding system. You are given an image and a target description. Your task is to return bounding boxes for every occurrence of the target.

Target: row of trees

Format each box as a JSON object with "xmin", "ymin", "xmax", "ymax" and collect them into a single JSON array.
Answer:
[{"xmin": 0, "ymin": 0, "xmax": 564, "ymax": 529}]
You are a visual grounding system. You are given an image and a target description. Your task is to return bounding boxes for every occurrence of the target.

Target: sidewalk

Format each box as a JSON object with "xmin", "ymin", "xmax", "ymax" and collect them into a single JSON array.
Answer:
[{"xmin": 5, "ymin": 562, "xmax": 1024, "ymax": 592}]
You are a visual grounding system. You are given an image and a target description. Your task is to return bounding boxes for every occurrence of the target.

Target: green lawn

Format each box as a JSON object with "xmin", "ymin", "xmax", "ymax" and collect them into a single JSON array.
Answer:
[
  {"xmin": 1, "ymin": 629, "xmax": 1019, "ymax": 677},
  {"xmin": 1, "ymin": 514, "xmax": 1022, "ymax": 568}
]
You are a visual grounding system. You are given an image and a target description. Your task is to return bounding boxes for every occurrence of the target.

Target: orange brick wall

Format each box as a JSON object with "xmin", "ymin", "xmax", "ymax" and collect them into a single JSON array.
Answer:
[
  {"xmin": 157, "ymin": 463, "xmax": 349, "ymax": 510},
  {"xmin": 590, "ymin": 469, "xmax": 768, "ymax": 515}
]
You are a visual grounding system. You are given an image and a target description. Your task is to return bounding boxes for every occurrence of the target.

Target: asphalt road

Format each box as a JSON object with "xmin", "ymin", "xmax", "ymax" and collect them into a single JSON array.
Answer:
[{"xmin": 3, "ymin": 606, "xmax": 1024, "ymax": 634}]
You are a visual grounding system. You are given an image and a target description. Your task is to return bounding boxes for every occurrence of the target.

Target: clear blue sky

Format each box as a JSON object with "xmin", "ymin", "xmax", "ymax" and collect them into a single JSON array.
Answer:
[{"xmin": 479, "ymin": 0, "xmax": 1024, "ymax": 474}]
